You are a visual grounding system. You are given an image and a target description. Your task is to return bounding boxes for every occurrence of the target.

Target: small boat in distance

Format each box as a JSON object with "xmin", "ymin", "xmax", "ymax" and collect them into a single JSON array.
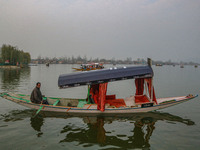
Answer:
[
  {"xmin": 155, "ymin": 64, "xmax": 163, "ymax": 66},
  {"xmin": 28, "ymin": 63, "xmax": 38, "ymax": 66},
  {"xmin": 72, "ymin": 63, "xmax": 104, "ymax": 71},
  {"xmin": 0, "ymin": 58, "xmax": 197, "ymax": 115}
]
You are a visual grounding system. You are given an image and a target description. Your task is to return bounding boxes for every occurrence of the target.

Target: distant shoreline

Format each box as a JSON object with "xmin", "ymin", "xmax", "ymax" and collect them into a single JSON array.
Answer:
[{"xmin": 0, "ymin": 65, "xmax": 20, "ymax": 69}]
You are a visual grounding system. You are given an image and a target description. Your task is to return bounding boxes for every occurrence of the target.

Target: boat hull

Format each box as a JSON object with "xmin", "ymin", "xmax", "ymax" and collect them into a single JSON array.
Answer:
[{"xmin": 1, "ymin": 93, "xmax": 197, "ymax": 115}]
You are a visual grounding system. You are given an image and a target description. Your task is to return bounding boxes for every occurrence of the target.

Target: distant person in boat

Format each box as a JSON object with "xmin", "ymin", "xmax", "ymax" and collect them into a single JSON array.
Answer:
[{"xmin": 30, "ymin": 82, "xmax": 49, "ymax": 105}]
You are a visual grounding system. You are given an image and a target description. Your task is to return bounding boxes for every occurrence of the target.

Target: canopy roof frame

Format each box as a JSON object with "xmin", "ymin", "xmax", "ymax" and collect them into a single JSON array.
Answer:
[{"xmin": 58, "ymin": 65, "xmax": 154, "ymax": 88}]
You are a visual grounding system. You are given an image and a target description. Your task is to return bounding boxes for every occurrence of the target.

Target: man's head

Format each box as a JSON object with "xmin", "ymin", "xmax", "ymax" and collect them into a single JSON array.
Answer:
[{"xmin": 36, "ymin": 82, "xmax": 41, "ymax": 88}]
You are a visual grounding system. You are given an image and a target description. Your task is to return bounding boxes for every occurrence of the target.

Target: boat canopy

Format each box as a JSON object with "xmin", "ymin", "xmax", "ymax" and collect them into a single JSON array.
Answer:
[{"xmin": 58, "ymin": 65, "xmax": 153, "ymax": 88}]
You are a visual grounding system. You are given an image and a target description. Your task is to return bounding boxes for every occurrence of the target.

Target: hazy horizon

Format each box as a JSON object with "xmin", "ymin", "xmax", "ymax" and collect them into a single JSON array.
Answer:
[{"xmin": 0, "ymin": 0, "xmax": 200, "ymax": 63}]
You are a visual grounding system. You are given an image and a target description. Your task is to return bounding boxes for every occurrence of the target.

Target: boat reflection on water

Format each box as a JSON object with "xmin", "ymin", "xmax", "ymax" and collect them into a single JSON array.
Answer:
[
  {"xmin": 56, "ymin": 112, "xmax": 194, "ymax": 149},
  {"xmin": 59, "ymin": 116, "xmax": 154, "ymax": 148},
  {"xmin": 0, "ymin": 110, "xmax": 195, "ymax": 149}
]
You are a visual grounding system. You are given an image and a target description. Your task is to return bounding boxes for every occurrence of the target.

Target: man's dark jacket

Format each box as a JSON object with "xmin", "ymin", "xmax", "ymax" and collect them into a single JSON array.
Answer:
[{"xmin": 30, "ymin": 87, "xmax": 43, "ymax": 104}]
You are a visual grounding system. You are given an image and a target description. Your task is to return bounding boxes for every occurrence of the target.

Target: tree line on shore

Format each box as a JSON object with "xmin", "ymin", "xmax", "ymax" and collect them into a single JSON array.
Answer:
[
  {"xmin": 33, "ymin": 55, "xmax": 146, "ymax": 65},
  {"xmin": 0, "ymin": 44, "xmax": 198, "ymax": 66},
  {"xmin": 33, "ymin": 56, "xmax": 199, "ymax": 66},
  {"xmin": 0, "ymin": 44, "xmax": 31, "ymax": 65}
]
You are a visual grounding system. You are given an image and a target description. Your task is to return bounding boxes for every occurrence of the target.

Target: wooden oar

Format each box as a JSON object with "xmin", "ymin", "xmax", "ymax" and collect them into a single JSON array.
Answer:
[
  {"xmin": 53, "ymin": 100, "xmax": 60, "ymax": 106},
  {"xmin": 32, "ymin": 102, "xmax": 44, "ymax": 118}
]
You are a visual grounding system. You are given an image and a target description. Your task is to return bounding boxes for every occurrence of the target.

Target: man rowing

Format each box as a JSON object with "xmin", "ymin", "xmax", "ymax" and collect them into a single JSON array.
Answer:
[{"xmin": 30, "ymin": 82, "xmax": 49, "ymax": 105}]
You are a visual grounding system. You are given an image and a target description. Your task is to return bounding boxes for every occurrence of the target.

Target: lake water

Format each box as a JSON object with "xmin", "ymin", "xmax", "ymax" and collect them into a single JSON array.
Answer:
[{"xmin": 0, "ymin": 64, "xmax": 200, "ymax": 149}]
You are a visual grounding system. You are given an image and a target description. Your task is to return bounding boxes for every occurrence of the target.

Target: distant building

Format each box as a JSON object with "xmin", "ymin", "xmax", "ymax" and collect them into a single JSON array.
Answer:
[{"xmin": 5, "ymin": 60, "xmax": 9, "ymax": 64}]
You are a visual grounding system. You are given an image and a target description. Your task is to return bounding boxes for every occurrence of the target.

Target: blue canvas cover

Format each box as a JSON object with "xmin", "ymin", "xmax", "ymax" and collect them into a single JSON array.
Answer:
[{"xmin": 58, "ymin": 65, "xmax": 153, "ymax": 88}]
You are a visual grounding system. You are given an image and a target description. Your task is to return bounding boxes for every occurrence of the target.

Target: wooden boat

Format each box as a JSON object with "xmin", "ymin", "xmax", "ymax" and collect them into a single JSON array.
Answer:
[
  {"xmin": 1, "ymin": 92, "xmax": 197, "ymax": 114},
  {"xmin": 46, "ymin": 63, "xmax": 49, "ymax": 67},
  {"xmin": 0, "ymin": 59, "xmax": 198, "ymax": 114},
  {"xmin": 155, "ymin": 64, "xmax": 163, "ymax": 66},
  {"xmin": 28, "ymin": 63, "xmax": 38, "ymax": 66},
  {"xmin": 72, "ymin": 63, "xmax": 104, "ymax": 71}
]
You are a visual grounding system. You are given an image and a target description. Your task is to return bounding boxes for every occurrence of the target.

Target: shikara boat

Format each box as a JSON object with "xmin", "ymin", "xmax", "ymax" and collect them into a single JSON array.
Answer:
[
  {"xmin": 155, "ymin": 64, "xmax": 163, "ymax": 66},
  {"xmin": 72, "ymin": 63, "xmax": 104, "ymax": 71},
  {"xmin": 0, "ymin": 59, "xmax": 198, "ymax": 115}
]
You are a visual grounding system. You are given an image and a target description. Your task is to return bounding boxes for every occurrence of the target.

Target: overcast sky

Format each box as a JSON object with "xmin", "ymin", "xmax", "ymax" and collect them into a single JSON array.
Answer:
[{"xmin": 0, "ymin": 0, "xmax": 200, "ymax": 62}]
